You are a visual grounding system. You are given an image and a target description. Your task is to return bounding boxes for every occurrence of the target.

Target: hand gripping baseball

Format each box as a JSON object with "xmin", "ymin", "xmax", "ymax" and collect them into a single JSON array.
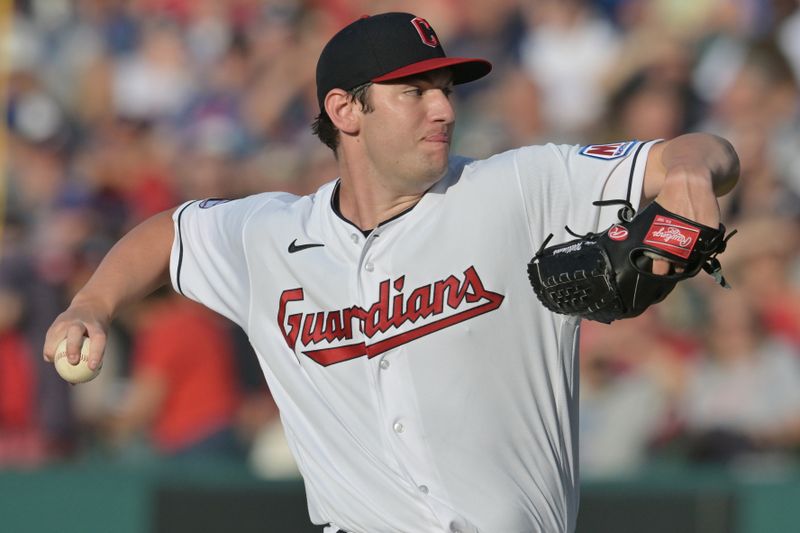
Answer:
[
  {"xmin": 527, "ymin": 200, "xmax": 736, "ymax": 324},
  {"xmin": 44, "ymin": 298, "xmax": 110, "ymax": 382}
]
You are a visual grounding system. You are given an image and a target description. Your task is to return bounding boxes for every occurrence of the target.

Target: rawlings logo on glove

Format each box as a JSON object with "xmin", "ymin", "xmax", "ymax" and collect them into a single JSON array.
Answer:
[
  {"xmin": 646, "ymin": 216, "xmax": 700, "ymax": 255},
  {"xmin": 527, "ymin": 200, "xmax": 735, "ymax": 324}
]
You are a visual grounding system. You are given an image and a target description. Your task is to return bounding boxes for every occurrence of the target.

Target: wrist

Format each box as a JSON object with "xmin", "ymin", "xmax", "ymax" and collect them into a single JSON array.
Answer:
[{"xmin": 70, "ymin": 290, "xmax": 116, "ymax": 323}]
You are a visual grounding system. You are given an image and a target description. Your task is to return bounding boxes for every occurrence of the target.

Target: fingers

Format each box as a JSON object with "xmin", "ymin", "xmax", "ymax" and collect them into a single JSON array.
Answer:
[
  {"xmin": 645, "ymin": 251, "xmax": 685, "ymax": 277},
  {"xmin": 84, "ymin": 327, "xmax": 107, "ymax": 371},
  {"xmin": 43, "ymin": 319, "xmax": 89, "ymax": 364},
  {"xmin": 651, "ymin": 259, "xmax": 671, "ymax": 276},
  {"xmin": 43, "ymin": 317, "xmax": 69, "ymax": 363},
  {"xmin": 43, "ymin": 313, "xmax": 108, "ymax": 371},
  {"xmin": 65, "ymin": 324, "xmax": 88, "ymax": 365}
]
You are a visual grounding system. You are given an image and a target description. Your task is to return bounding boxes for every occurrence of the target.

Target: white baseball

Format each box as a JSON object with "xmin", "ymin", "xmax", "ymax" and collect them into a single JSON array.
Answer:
[{"xmin": 54, "ymin": 337, "xmax": 101, "ymax": 384}]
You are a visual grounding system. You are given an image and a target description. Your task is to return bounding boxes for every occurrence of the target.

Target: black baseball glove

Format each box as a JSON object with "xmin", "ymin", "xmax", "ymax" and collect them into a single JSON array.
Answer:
[{"xmin": 527, "ymin": 200, "xmax": 735, "ymax": 324}]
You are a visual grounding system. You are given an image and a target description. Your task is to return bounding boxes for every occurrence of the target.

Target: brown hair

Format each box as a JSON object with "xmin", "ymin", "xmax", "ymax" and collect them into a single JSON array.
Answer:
[{"xmin": 312, "ymin": 82, "xmax": 374, "ymax": 154}]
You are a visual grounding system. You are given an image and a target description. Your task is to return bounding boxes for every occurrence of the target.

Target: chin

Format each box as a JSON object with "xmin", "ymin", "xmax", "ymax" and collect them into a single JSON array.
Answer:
[
  {"xmin": 426, "ymin": 150, "xmax": 450, "ymax": 174},
  {"xmin": 420, "ymin": 161, "xmax": 449, "ymax": 183}
]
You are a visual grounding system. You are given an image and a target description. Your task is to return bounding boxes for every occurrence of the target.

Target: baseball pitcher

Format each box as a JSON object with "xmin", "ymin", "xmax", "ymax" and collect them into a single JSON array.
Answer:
[{"xmin": 44, "ymin": 12, "xmax": 739, "ymax": 533}]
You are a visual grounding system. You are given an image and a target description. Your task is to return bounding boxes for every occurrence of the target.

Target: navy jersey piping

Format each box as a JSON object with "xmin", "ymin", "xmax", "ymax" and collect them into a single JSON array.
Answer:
[
  {"xmin": 175, "ymin": 200, "xmax": 199, "ymax": 296},
  {"xmin": 626, "ymin": 141, "xmax": 649, "ymax": 205},
  {"xmin": 330, "ymin": 180, "xmax": 420, "ymax": 237}
]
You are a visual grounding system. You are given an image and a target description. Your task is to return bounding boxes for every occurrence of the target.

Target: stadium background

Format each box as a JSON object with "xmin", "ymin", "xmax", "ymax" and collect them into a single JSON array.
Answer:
[{"xmin": 1, "ymin": 0, "xmax": 800, "ymax": 531}]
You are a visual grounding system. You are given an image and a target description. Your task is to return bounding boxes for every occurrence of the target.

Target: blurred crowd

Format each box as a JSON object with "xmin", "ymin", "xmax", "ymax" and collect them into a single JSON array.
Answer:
[{"xmin": 1, "ymin": 0, "xmax": 800, "ymax": 480}]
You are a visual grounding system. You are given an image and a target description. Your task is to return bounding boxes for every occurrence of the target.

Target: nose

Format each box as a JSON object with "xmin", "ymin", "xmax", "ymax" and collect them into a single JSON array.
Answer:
[{"xmin": 428, "ymin": 89, "xmax": 455, "ymax": 125}]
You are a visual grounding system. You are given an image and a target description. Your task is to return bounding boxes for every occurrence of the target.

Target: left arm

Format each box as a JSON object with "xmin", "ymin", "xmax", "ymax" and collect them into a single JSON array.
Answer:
[{"xmin": 527, "ymin": 134, "xmax": 740, "ymax": 321}]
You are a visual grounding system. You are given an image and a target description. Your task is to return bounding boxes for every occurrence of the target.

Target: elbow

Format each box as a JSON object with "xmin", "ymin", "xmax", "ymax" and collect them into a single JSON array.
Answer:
[{"xmin": 710, "ymin": 134, "xmax": 740, "ymax": 197}]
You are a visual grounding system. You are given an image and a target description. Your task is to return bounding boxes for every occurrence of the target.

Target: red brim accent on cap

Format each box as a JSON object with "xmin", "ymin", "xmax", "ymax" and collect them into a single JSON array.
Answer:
[{"xmin": 371, "ymin": 57, "xmax": 492, "ymax": 85}]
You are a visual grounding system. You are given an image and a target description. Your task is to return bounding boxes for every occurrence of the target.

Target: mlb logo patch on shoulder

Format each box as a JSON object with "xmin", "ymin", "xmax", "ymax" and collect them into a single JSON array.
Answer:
[
  {"xmin": 199, "ymin": 198, "xmax": 231, "ymax": 209},
  {"xmin": 579, "ymin": 141, "xmax": 636, "ymax": 160}
]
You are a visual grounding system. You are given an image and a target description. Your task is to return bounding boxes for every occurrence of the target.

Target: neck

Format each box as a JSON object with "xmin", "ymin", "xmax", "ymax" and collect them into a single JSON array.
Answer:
[
  {"xmin": 336, "ymin": 177, "xmax": 426, "ymax": 232},
  {"xmin": 335, "ymin": 152, "xmax": 442, "ymax": 231}
]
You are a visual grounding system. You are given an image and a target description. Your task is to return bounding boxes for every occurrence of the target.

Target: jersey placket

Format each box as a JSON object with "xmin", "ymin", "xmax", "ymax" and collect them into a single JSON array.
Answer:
[
  {"xmin": 349, "ymin": 228, "xmax": 408, "ymax": 481},
  {"xmin": 376, "ymin": 345, "xmax": 477, "ymax": 533},
  {"xmin": 354, "ymin": 222, "xmax": 476, "ymax": 533}
]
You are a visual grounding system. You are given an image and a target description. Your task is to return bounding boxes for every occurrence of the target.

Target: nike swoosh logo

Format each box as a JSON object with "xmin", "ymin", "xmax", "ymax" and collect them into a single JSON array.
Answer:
[{"xmin": 288, "ymin": 239, "xmax": 325, "ymax": 253}]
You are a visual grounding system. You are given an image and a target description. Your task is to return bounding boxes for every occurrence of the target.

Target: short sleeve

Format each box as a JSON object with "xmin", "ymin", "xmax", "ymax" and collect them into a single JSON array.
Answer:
[
  {"xmin": 170, "ymin": 195, "xmax": 268, "ymax": 327},
  {"xmin": 515, "ymin": 140, "xmax": 659, "ymax": 244}
]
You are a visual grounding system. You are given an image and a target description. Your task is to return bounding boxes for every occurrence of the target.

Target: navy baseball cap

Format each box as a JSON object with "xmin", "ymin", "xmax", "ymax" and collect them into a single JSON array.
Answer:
[{"xmin": 316, "ymin": 12, "xmax": 492, "ymax": 111}]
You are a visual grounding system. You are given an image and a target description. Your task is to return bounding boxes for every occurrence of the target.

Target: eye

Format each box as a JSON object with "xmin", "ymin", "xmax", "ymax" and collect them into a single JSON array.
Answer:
[
  {"xmin": 442, "ymin": 87, "xmax": 453, "ymax": 98},
  {"xmin": 404, "ymin": 87, "xmax": 424, "ymax": 97}
]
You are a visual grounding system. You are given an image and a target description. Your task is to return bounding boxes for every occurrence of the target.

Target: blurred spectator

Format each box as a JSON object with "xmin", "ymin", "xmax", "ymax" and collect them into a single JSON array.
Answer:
[
  {"xmin": 696, "ymin": 40, "xmax": 800, "ymax": 218},
  {"xmin": 444, "ymin": 0, "xmax": 525, "ymax": 84},
  {"xmin": 0, "ymin": 230, "xmax": 76, "ymax": 460},
  {"xmin": 240, "ymin": 7, "xmax": 323, "ymax": 143},
  {"xmin": 778, "ymin": 2, "xmax": 800, "ymax": 82},
  {"xmin": 100, "ymin": 290, "xmax": 243, "ymax": 459},
  {"xmin": 74, "ymin": 118, "xmax": 179, "ymax": 233},
  {"xmin": 454, "ymin": 67, "xmax": 546, "ymax": 157},
  {"xmin": 112, "ymin": 21, "xmax": 192, "ymax": 121},
  {"xmin": 679, "ymin": 289, "xmax": 800, "ymax": 463},
  {"xmin": 519, "ymin": 0, "xmax": 622, "ymax": 136},
  {"xmin": 0, "ymin": 282, "xmax": 46, "ymax": 467},
  {"xmin": 602, "ymin": 71, "xmax": 697, "ymax": 141},
  {"xmin": 579, "ymin": 310, "xmax": 688, "ymax": 477},
  {"xmin": 603, "ymin": 1, "xmax": 700, "ymax": 113},
  {"xmin": 724, "ymin": 216, "xmax": 800, "ymax": 349},
  {"xmin": 175, "ymin": 34, "xmax": 251, "ymax": 160}
]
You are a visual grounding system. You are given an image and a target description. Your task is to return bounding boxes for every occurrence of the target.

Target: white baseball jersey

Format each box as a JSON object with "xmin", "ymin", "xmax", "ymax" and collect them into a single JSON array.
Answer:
[{"xmin": 170, "ymin": 140, "xmax": 657, "ymax": 533}]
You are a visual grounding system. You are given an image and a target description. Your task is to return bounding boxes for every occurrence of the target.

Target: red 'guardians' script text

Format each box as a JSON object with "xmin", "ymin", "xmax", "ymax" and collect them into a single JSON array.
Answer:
[{"xmin": 278, "ymin": 266, "xmax": 504, "ymax": 366}]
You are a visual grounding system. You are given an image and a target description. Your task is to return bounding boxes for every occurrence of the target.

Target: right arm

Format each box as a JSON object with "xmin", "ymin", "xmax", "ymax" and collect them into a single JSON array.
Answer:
[{"xmin": 43, "ymin": 208, "xmax": 176, "ymax": 371}]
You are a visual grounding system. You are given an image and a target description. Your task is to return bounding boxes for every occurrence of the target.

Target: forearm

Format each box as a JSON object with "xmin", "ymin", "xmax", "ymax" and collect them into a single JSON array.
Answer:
[
  {"xmin": 643, "ymin": 133, "xmax": 740, "ymax": 203},
  {"xmin": 72, "ymin": 209, "xmax": 176, "ymax": 319},
  {"xmin": 45, "ymin": 209, "xmax": 177, "ymax": 367}
]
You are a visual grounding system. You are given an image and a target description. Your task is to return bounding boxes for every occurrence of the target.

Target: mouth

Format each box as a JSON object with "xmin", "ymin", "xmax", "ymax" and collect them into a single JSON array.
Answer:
[{"xmin": 424, "ymin": 132, "xmax": 450, "ymax": 144}]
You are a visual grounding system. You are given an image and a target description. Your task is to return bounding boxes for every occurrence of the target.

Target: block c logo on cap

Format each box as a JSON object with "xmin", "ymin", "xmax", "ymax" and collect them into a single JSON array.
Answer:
[{"xmin": 411, "ymin": 17, "xmax": 439, "ymax": 48}]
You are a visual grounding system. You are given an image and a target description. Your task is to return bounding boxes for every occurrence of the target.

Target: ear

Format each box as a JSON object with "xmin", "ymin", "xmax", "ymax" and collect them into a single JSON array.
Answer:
[{"xmin": 324, "ymin": 89, "xmax": 360, "ymax": 135}]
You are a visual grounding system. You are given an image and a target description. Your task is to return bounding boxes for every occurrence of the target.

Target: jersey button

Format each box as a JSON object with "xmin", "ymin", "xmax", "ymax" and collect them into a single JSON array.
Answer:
[
  {"xmin": 379, "ymin": 359, "xmax": 390, "ymax": 370},
  {"xmin": 364, "ymin": 262, "xmax": 374, "ymax": 272},
  {"xmin": 418, "ymin": 485, "xmax": 429, "ymax": 494},
  {"xmin": 350, "ymin": 233, "xmax": 359, "ymax": 243},
  {"xmin": 392, "ymin": 421, "xmax": 404, "ymax": 434}
]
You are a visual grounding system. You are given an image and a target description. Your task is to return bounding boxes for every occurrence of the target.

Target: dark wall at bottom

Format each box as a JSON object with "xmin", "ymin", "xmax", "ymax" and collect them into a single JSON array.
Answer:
[
  {"xmin": 2, "ymin": 461, "xmax": 799, "ymax": 533},
  {"xmin": 155, "ymin": 484, "xmax": 319, "ymax": 533}
]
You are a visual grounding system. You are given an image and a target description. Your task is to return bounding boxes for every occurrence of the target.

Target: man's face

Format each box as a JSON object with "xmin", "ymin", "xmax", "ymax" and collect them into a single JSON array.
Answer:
[{"xmin": 357, "ymin": 69, "xmax": 455, "ymax": 191}]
